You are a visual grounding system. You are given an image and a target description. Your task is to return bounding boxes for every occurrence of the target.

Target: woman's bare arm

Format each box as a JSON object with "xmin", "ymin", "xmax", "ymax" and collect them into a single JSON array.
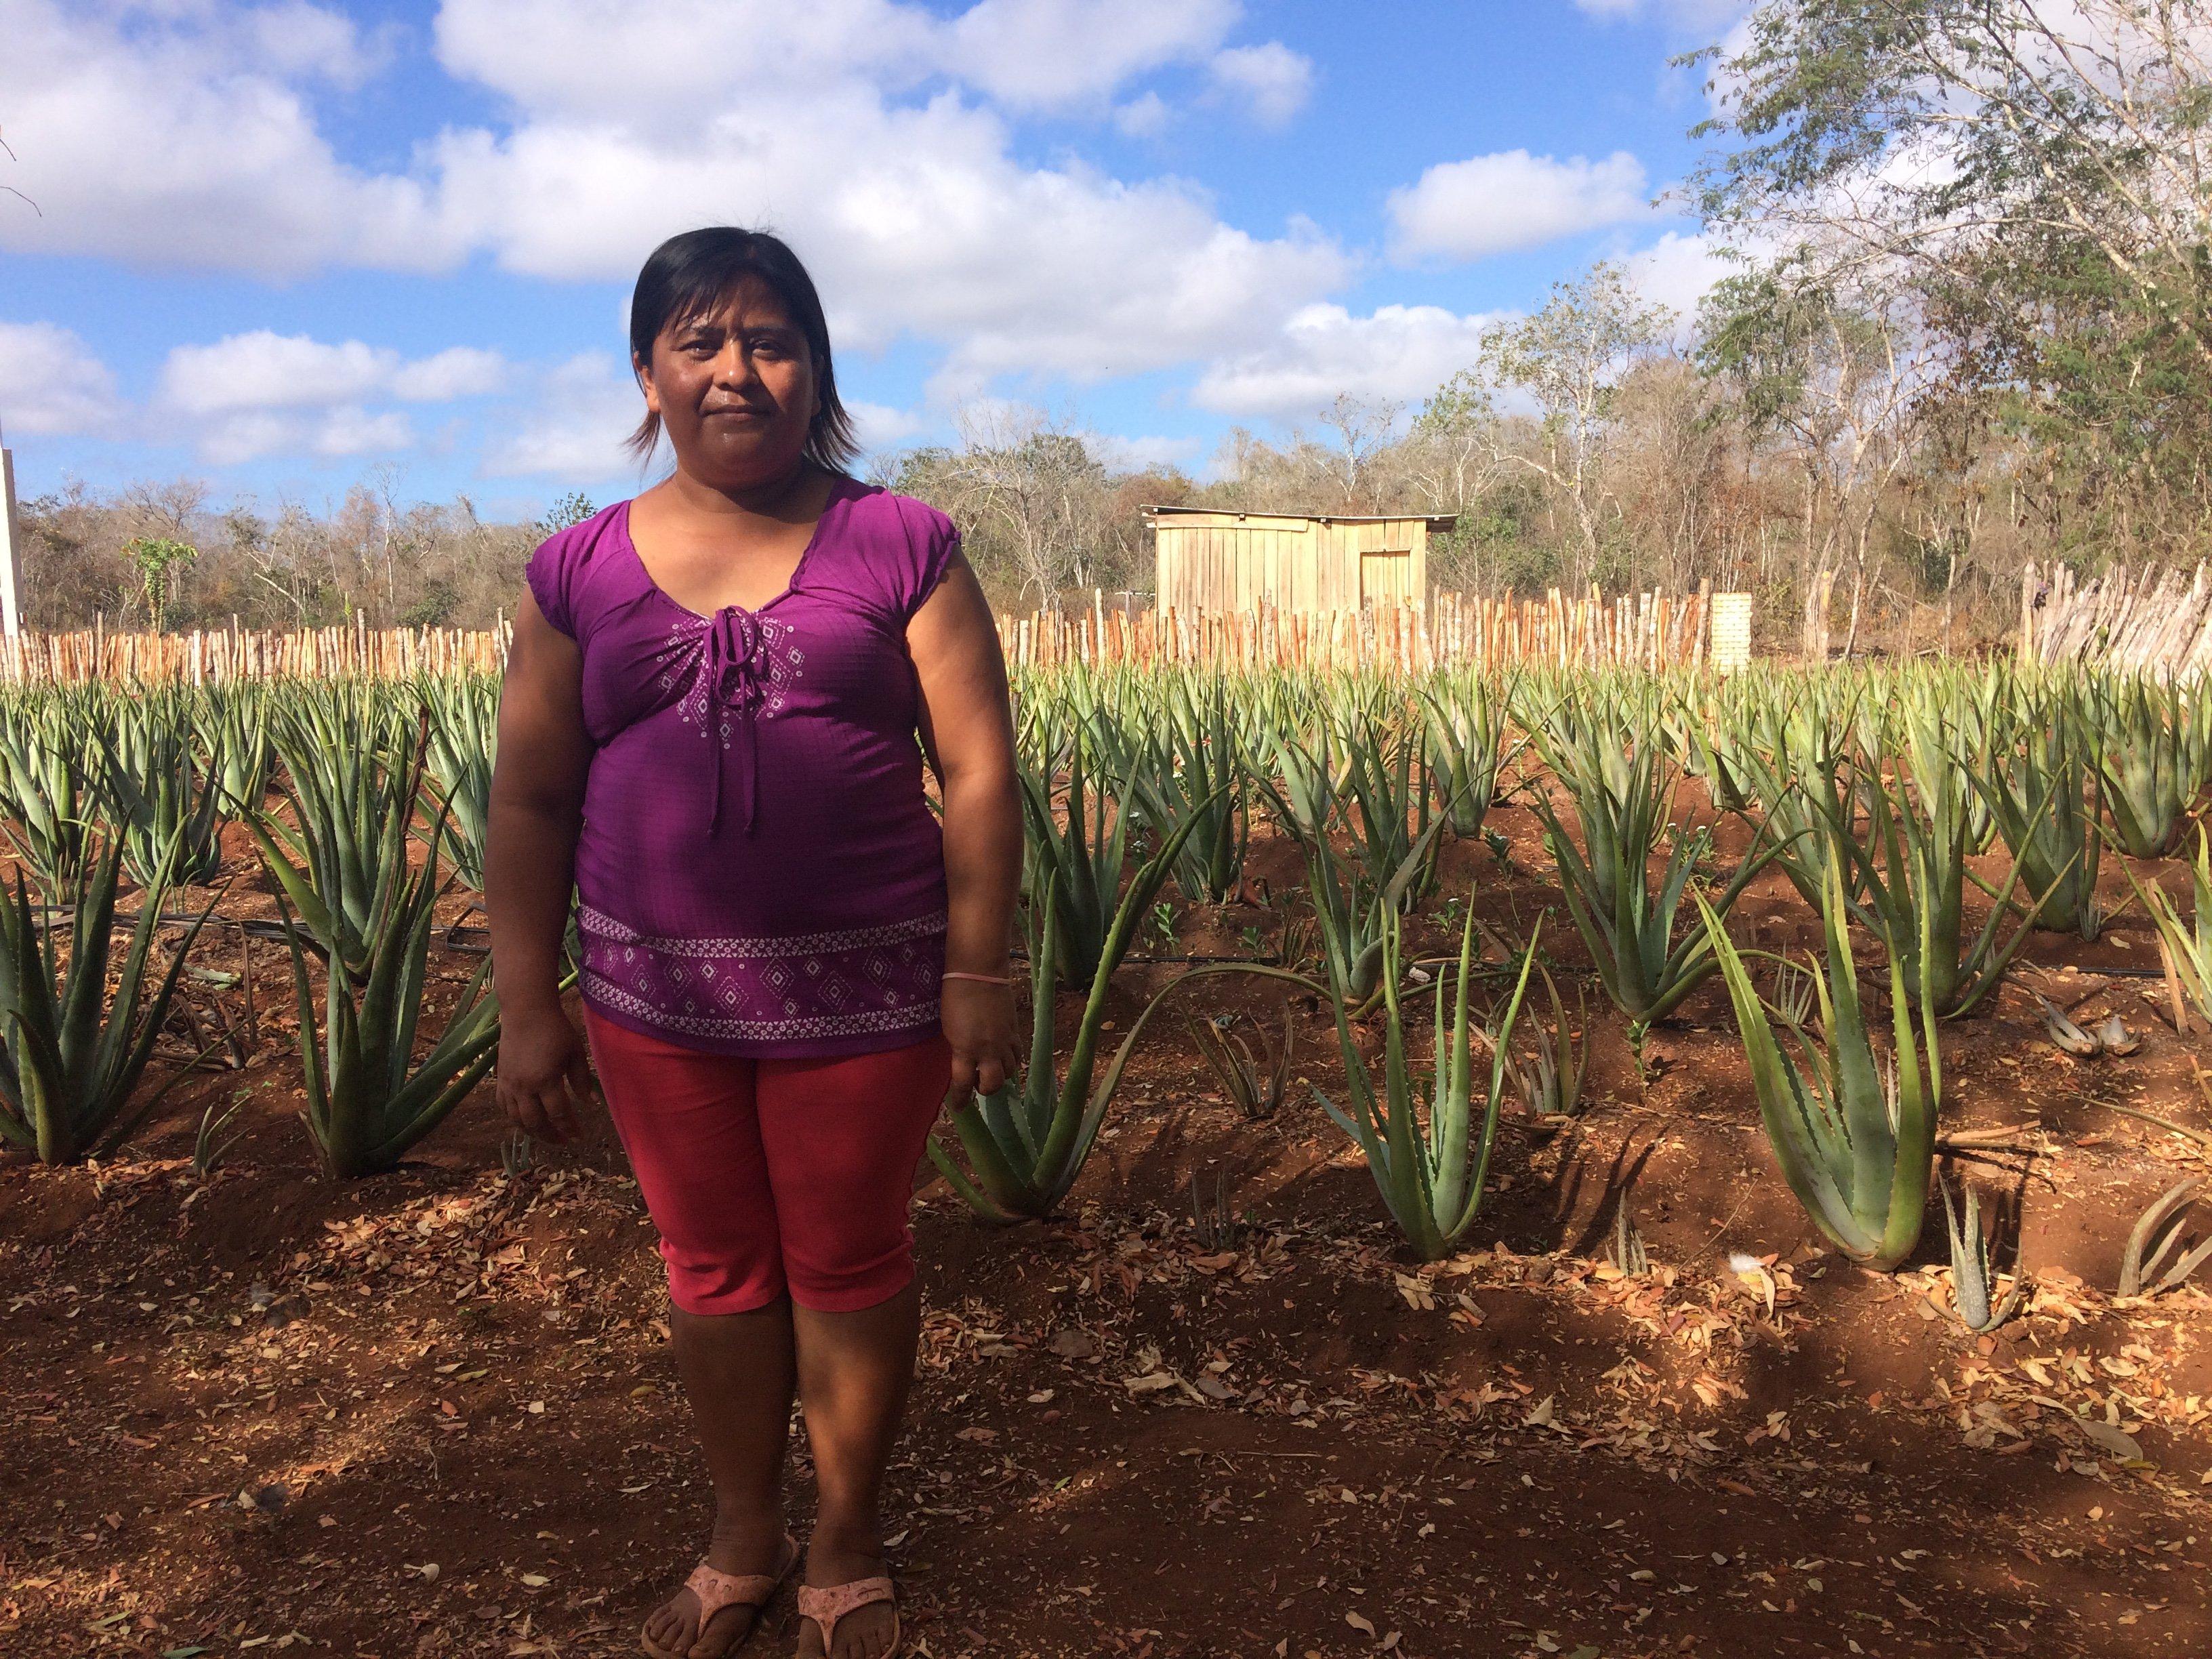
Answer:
[
  {"xmin": 485, "ymin": 590, "xmax": 598, "ymax": 1141},
  {"xmin": 908, "ymin": 552, "xmax": 1023, "ymax": 1099}
]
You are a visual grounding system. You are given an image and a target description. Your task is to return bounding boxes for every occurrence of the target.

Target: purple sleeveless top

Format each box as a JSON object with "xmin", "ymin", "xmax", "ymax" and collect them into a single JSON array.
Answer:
[{"xmin": 524, "ymin": 477, "xmax": 959, "ymax": 1058}]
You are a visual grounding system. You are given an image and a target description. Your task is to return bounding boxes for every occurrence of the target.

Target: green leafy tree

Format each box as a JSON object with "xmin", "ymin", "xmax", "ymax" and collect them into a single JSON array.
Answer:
[
  {"xmin": 123, "ymin": 536, "xmax": 197, "ymax": 632},
  {"xmin": 530, "ymin": 492, "xmax": 596, "ymax": 541},
  {"xmin": 1685, "ymin": 0, "xmax": 2212, "ymax": 567}
]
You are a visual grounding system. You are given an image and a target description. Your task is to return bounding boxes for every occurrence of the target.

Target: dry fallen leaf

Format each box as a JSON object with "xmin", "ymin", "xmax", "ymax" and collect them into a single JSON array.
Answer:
[{"xmin": 2075, "ymin": 1419, "xmax": 2144, "ymax": 1461}]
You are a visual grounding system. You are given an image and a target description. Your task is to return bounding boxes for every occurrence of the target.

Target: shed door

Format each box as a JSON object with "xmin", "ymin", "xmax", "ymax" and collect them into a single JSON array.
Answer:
[{"xmin": 1359, "ymin": 550, "xmax": 1414, "ymax": 609}]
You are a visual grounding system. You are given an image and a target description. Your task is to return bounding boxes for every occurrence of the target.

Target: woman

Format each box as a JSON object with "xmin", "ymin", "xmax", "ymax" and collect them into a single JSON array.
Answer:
[{"xmin": 487, "ymin": 227, "xmax": 1023, "ymax": 1659}]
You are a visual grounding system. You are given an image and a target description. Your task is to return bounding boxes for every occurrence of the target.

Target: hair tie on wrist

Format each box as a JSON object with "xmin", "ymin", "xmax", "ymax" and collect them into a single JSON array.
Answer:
[{"xmin": 942, "ymin": 970, "xmax": 1015, "ymax": 986}]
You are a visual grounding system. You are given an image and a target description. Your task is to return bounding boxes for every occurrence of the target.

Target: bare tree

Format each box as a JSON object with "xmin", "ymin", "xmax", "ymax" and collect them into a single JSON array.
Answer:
[{"xmin": 1478, "ymin": 262, "xmax": 1678, "ymax": 589}]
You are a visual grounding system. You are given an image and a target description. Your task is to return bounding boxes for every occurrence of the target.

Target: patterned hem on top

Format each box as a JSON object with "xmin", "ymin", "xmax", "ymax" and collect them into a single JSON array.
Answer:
[{"xmin": 575, "ymin": 903, "xmax": 946, "ymax": 1046}]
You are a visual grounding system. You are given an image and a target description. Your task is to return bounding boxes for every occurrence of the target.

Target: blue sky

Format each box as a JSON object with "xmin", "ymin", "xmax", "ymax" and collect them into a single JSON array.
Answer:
[{"xmin": 0, "ymin": 0, "xmax": 1747, "ymax": 521}]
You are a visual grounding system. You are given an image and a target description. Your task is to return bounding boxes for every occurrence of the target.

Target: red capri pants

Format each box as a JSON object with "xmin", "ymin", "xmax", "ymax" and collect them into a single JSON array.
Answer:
[{"xmin": 583, "ymin": 1008, "xmax": 954, "ymax": 1315}]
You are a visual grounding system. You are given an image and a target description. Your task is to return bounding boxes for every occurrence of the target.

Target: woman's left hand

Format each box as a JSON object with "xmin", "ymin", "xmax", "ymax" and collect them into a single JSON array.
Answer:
[{"xmin": 942, "ymin": 979, "xmax": 1023, "ymax": 1105}]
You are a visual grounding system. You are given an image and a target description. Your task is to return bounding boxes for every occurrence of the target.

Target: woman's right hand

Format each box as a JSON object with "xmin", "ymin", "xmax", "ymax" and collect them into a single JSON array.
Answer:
[{"xmin": 497, "ymin": 1002, "xmax": 598, "ymax": 1145}]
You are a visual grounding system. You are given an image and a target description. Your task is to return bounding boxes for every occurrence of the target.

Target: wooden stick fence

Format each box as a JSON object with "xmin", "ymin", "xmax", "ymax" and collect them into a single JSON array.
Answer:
[
  {"xmin": 0, "ymin": 615, "xmax": 508, "ymax": 685},
  {"xmin": 2020, "ymin": 561, "xmax": 2212, "ymax": 679},
  {"xmin": 0, "ymin": 586, "xmax": 1715, "ymax": 685},
  {"xmin": 996, "ymin": 588, "xmax": 1713, "ymax": 672}
]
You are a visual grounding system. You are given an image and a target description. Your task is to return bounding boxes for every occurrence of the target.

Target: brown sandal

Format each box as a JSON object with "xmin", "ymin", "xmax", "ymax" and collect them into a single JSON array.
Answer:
[
  {"xmin": 640, "ymin": 1532, "xmax": 802, "ymax": 1659},
  {"xmin": 795, "ymin": 1572, "xmax": 901, "ymax": 1657}
]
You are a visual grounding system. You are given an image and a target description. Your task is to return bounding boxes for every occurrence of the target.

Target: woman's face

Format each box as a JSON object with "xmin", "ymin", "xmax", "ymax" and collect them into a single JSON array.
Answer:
[{"xmin": 636, "ymin": 275, "xmax": 821, "ymax": 490}]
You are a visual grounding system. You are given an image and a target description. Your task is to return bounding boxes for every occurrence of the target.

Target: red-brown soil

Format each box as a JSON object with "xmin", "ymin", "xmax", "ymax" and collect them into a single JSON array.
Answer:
[{"xmin": 5, "ymin": 805, "xmax": 2212, "ymax": 1658}]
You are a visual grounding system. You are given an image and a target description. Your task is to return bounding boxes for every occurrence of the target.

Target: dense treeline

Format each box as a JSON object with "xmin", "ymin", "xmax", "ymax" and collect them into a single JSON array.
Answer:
[{"xmin": 16, "ymin": 1, "xmax": 2207, "ymax": 657}]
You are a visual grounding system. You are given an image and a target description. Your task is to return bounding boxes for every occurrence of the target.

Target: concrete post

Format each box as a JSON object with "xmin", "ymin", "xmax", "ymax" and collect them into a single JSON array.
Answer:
[{"xmin": 0, "ymin": 447, "xmax": 21, "ymax": 637}]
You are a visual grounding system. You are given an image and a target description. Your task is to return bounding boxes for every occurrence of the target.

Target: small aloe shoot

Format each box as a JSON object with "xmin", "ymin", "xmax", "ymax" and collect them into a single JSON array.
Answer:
[
  {"xmin": 1940, "ymin": 1178, "xmax": 2023, "ymax": 1333},
  {"xmin": 1697, "ymin": 857, "xmax": 1940, "ymax": 1271},
  {"xmin": 1311, "ymin": 896, "xmax": 1539, "ymax": 1263},
  {"xmin": 1507, "ymin": 958, "xmax": 1586, "ymax": 1120},
  {"xmin": 192, "ymin": 1090, "xmax": 253, "ymax": 1178},
  {"xmin": 1187, "ymin": 1164, "xmax": 1240, "ymax": 1250},
  {"xmin": 2118, "ymin": 1178, "xmax": 2212, "ymax": 1298},
  {"xmin": 1610, "ymin": 1199, "xmax": 1649, "ymax": 1277},
  {"xmin": 1186, "ymin": 1006, "xmax": 1296, "ymax": 1120}
]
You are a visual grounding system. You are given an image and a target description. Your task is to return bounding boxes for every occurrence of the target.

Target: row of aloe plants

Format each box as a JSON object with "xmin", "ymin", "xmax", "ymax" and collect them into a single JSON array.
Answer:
[
  {"xmin": 1, "ymin": 659, "xmax": 2207, "ymax": 1289},
  {"xmin": 0, "ymin": 678, "xmax": 502, "ymax": 1177}
]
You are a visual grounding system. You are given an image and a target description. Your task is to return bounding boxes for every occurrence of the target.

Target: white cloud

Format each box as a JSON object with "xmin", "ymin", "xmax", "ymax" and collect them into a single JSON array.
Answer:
[
  {"xmin": 160, "ymin": 334, "xmax": 391, "ymax": 415},
  {"xmin": 1095, "ymin": 432, "xmax": 1204, "ymax": 472},
  {"xmin": 1191, "ymin": 302, "xmax": 1503, "ymax": 420},
  {"xmin": 1388, "ymin": 149, "xmax": 1653, "ymax": 263},
  {"xmin": 247, "ymin": 1, "xmax": 398, "ymax": 87},
  {"xmin": 1573, "ymin": 0, "xmax": 1750, "ymax": 29},
  {"xmin": 388, "ymin": 346, "xmax": 511, "ymax": 401},
  {"xmin": 156, "ymin": 332, "xmax": 508, "ymax": 415},
  {"xmin": 427, "ymin": 89, "xmax": 1349, "ymax": 392},
  {"xmin": 1207, "ymin": 43, "xmax": 1315, "ymax": 127},
  {"xmin": 195, "ymin": 405, "xmax": 417, "ymax": 467},
  {"xmin": 846, "ymin": 401, "xmax": 927, "ymax": 451},
  {"xmin": 480, "ymin": 352, "xmax": 647, "ymax": 483},
  {"xmin": 314, "ymin": 406, "xmax": 415, "ymax": 457},
  {"xmin": 0, "ymin": 321, "xmax": 123, "ymax": 438},
  {"xmin": 0, "ymin": 2, "xmax": 1352, "ymax": 403},
  {"xmin": 1624, "ymin": 230, "xmax": 1736, "ymax": 335},
  {"xmin": 1114, "ymin": 91, "xmax": 1173, "ymax": 139},
  {"xmin": 946, "ymin": 0, "xmax": 1242, "ymax": 111},
  {"xmin": 0, "ymin": 1, "xmax": 457, "ymax": 279},
  {"xmin": 431, "ymin": 0, "xmax": 1242, "ymax": 123}
]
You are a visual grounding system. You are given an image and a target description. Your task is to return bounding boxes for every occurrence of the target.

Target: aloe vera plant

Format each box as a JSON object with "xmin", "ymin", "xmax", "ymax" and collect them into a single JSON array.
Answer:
[
  {"xmin": 0, "ymin": 695, "xmax": 98, "ymax": 896},
  {"xmin": 421, "ymin": 673, "xmax": 497, "ymax": 893},
  {"xmin": 93, "ymin": 691, "xmax": 229, "ymax": 888},
  {"xmin": 1310, "ymin": 897, "xmax": 1537, "ymax": 1261},
  {"xmin": 0, "ymin": 834, "xmax": 216, "ymax": 1164},
  {"xmin": 201, "ymin": 682, "xmax": 272, "ymax": 814},
  {"xmin": 1130, "ymin": 674, "xmax": 1250, "ymax": 905},
  {"xmin": 1941, "ymin": 1179, "xmax": 2023, "ymax": 1332},
  {"xmin": 1017, "ymin": 729, "xmax": 1145, "ymax": 993},
  {"xmin": 2118, "ymin": 1179, "xmax": 2212, "ymax": 1298},
  {"xmin": 1187, "ymin": 1005, "xmax": 1295, "ymax": 1120},
  {"xmin": 274, "ymin": 813, "xmax": 501, "ymax": 1180},
  {"xmin": 1263, "ymin": 720, "xmax": 1446, "ymax": 1012},
  {"xmin": 1422, "ymin": 670, "xmax": 1515, "ymax": 840},
  {"xmin": 1505, "ymin": 958, "xmax": 1586, "ymax": 1119},
  {"xmin": 2125, "ymin": 825, "xmax": 2212, "ymax": 1028},
  {"xmin": 2088, "ymin": 674, "xmax": 2197, "ymax": 859},
  {"xmin": 928, "ymin": 807, "xmax": 1287, "ymax": 1221},
  {"xmin": 247, "ymin": 695, "xmax": 428, "ymax": 979},
  {"xmin": 1796, "ymin": 720, "xmax": 2055, "ymax": 1019},
  {"xmin": 1977, "ymin": 695, "xmax": 2101, "ymax": 939},
  {"xmin": 1697, "ymin": 860, "xmax": 1940, "ymax": 1271},
  {"xmin": 1338, "ymin": 703, "xmax": 1445, "ymax": 909},
  {"xmin": 1530, "ymin": 710, "xmax": 1786, "ymax": 1034}
]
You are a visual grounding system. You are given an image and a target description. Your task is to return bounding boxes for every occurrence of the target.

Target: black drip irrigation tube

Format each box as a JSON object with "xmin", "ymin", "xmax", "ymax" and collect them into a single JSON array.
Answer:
[
  {"xmin": 28, "ymin": 905, "xmax": 2173, "ymax": 980},
  {"xmin": 30, "ymin": 902, "xmax": 493, "ymax": 956}
]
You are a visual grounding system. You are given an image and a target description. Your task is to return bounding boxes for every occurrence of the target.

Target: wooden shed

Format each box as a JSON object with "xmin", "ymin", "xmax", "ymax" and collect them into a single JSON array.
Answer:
[{"xmin": 1146, "ymin": 506, "xmax": 1454, "ymax": 616}]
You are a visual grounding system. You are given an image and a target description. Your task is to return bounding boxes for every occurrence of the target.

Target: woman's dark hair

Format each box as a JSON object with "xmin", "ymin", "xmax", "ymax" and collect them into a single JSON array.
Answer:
[{"xmin": 626, "ymin": 227, "xmax": 859, "ymax": 471}]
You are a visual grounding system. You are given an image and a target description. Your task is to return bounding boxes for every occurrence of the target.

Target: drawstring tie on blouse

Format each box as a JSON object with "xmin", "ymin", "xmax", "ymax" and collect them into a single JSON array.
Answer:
[{"xmin": 702, "ymin": 605, "xmax": 766, "ymax": 838}]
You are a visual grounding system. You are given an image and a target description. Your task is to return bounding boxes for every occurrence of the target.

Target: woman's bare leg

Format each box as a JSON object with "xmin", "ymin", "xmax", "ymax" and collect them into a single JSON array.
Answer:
[
  {"xmin": 642, "ymin": 1298, "xmax": 799, "ymax": 1659},
  {"xmin": 790, "ymin": 1279, "xmax": 921, "ymax": 1659}
]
